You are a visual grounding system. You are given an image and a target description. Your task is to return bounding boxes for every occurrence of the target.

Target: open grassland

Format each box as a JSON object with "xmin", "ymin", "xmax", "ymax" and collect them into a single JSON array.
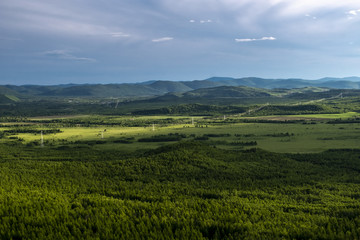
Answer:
[
  {"xmin": 1, "ymin": 112, "xmax": 359, "ymax": 153},
  {"xmin": 242, "ymin": 112, "xmax": 360, "ymax": 121},
  {"xmin": 280, "ymin": 112, "xmax": 360, "ymax": 119}
]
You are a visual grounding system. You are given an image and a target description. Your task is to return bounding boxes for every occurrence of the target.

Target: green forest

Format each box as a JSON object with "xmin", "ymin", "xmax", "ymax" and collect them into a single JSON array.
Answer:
[
  {"xmin": 1, "ymin": 135, "xmax": 360, "ymax": 239},
  {"xmin": 1, "ymin": 85, "xmax": 360, "ymax": 239}
]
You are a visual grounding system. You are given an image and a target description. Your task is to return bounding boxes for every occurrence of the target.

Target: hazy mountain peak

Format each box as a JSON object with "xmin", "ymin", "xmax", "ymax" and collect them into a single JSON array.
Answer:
[{"xmin": 205, "ymin": 77, "xmax": 236, "ymax": 82}]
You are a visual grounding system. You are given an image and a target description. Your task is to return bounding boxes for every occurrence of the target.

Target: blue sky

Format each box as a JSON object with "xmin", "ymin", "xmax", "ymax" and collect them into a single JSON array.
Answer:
[{"xmin": 1, "ymin": 0, "xmax": 360, "ymax": 85}]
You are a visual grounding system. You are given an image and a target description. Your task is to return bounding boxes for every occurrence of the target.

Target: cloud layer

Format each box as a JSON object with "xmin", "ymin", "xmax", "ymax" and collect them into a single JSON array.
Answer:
[
  {"xmin": 152, "ymin": 37, "xmax": 174, "ymax": 42},
  {"xmin": 1, "ymin": 0, "xmax": 360, "ymax": 84},
  {"xmin": 43, "ymin": 50, "xmax": 96, "ymax": 62},
  {"xmin": 235, "ymin": 37, "xmax": 276, "ymax": 42}
]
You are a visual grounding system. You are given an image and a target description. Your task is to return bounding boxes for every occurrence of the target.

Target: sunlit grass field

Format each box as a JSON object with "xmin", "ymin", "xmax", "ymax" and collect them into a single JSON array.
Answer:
[
  {"xmin": 282, "ymin": 112, "xmax": 359, "ymax": 119},
  {"xmin": 2, "ymin": 112, "xmax": 359, "ymax": 153}
]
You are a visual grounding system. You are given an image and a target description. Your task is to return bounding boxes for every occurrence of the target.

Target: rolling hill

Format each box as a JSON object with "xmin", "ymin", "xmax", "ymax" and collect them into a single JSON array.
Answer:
[
  {"xmin": 1, "ymin": 77, "xmax": 360, "ymax": 99},
  {"xmin": 183, "ymin": 86, "xmax": 272, "ymax": 98}
]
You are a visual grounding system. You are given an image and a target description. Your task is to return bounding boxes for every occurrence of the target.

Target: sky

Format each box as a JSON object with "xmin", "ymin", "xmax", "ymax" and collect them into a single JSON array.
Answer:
[{"xmin": 1, "ymin": 0, "xmax": 360, "ymax": 85}]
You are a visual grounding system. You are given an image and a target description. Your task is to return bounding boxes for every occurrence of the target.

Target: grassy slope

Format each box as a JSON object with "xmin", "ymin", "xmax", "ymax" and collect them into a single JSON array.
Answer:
[{"xmin": 0, "ymin": 94, "xmax": 19, "ymax": 104}]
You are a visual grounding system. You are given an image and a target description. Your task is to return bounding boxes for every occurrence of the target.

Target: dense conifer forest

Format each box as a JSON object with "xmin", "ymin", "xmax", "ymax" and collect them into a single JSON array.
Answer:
[{"xmin": 1, "ymin": 141, "xmax": 360, "ymax": 239}]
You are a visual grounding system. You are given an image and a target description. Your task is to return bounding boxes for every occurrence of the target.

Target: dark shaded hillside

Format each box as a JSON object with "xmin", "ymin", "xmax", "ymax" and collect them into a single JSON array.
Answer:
[
  {"xmin": 250, "ymin": 104, "xmax": 337, "ymax": 116},
  {"xmin": 1, "ymin": 85, "xmax": 360, "ymax": 116},
  {"xmin": 182, "ymin": 80, "xmax": 223, "ymax": 89},
  {"xmin": 213, "ymin": 77, "xmax": 279, "ymax": 88},
  {"xmin": 0, "ymin": 86, "xmax": 19, "ymax": 96},
  {"xmin": 147, "ymin": 81, "xmax": 193, "ymax": 93},
  {"xmin": 0, "ymin": 94, "xmax": 18, "ymax": 104},
  {"xmin": 287, "ymin": 89, "xmax": 360, "ymax": 99},
  {"xmin": 142, "ymin": 86, "xmax": 276, "ymax": 106},
  {"xmin": 5, "ymin": 85, "xmax": 59, "ymax": 96},
  {"xmin": 183, "ymin": 86, "xmax": 272, "ymax": 98},
  {"xmin": 317, "ymin": 81, "xmax": 360, "ymax": 89},
  {"xmin": 131, "ymin": 103, "xmax": 246, "ymax": 115},
  {"xmin": 41, "ymin": 84, "xmax": 165, "ymax": 97},
  {"xmin": 3, "ymin": 84, "xmax": 164, "ymax": 98}
]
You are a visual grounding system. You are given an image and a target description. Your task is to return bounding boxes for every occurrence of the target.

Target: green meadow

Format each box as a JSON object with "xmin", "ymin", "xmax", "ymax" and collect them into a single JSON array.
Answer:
[
  {"xmin": 281, "ymin": 112, "xmax": 360, "ymax": 119},
  {"xmin": 3, "ymin": 112, "xmax": 359, "ymax": 153}
]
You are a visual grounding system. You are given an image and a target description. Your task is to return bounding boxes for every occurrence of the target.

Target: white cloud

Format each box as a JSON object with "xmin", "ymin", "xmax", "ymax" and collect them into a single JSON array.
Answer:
[
  {"xmin": 261, "ymin": 37, "xmax": 276, "ymax": 41},
  {"xmin": 152, "ymin": 37, "xmax": 174, "ymax": 42},
  {"xmin": 235, "ymin": 37, "xmax": 276, "ymax": 42},
  {"xmin": 270, "ymin": 0, "xmax": 360, "ymax": 17},
  {"xmin": 305, "ymin": 14, "xmax": 317, "ymax": 20},
  {"xmin": 43, "ymin": 50, "xmax": 96, "ymax": 62},
  {"xmin": 348, "ymin": 9, "xmax": 360, "ymax": 15},
  {"xmin": 235, "ymin": 38, "xmax": 255, "ymax": 42},
  {"xmin": 188, "ymin": 19, "xmax": 213, "ymax": 24},
  {"xmin": 110, "ymin": 32, "xmax": 130, "ymax": 38},
  {"xmin": 0, "ymin": 0, "xmax": 136, "ymax": 38},
  {"xmin": 162, "ymin": 0, "xmax": 360, "ymax": 22}
]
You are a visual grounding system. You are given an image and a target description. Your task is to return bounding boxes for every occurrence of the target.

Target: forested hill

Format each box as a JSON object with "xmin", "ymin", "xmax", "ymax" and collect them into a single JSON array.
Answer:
[
  {"xmin": 131, "ymin": 87, "xmax": 360, "ymax": 105},
  {"xmin": 1, "ymin": 77, "xmax": 360, "ymax": 98},
  {"xmin": 183, "ymin": 86, "xmax": 272, "ymax": 98}
]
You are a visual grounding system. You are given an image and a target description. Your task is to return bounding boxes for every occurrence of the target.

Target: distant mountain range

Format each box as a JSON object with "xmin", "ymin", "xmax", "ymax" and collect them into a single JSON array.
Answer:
[{"xmin": 1, "ymin": 77, "xmax": 360, "ymax": 99}]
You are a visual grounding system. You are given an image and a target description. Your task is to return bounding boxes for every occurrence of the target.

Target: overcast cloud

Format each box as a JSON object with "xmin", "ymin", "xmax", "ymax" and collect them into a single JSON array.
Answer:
[{"xmin": 1, "ymin": 0, "xmax": 360, "ymax": 84}]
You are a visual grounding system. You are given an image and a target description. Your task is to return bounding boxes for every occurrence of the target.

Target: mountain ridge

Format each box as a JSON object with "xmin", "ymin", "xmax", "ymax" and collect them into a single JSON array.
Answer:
[{"xmin": 1, "ymin": 77, "xmax": 360, "ymax": 99}]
